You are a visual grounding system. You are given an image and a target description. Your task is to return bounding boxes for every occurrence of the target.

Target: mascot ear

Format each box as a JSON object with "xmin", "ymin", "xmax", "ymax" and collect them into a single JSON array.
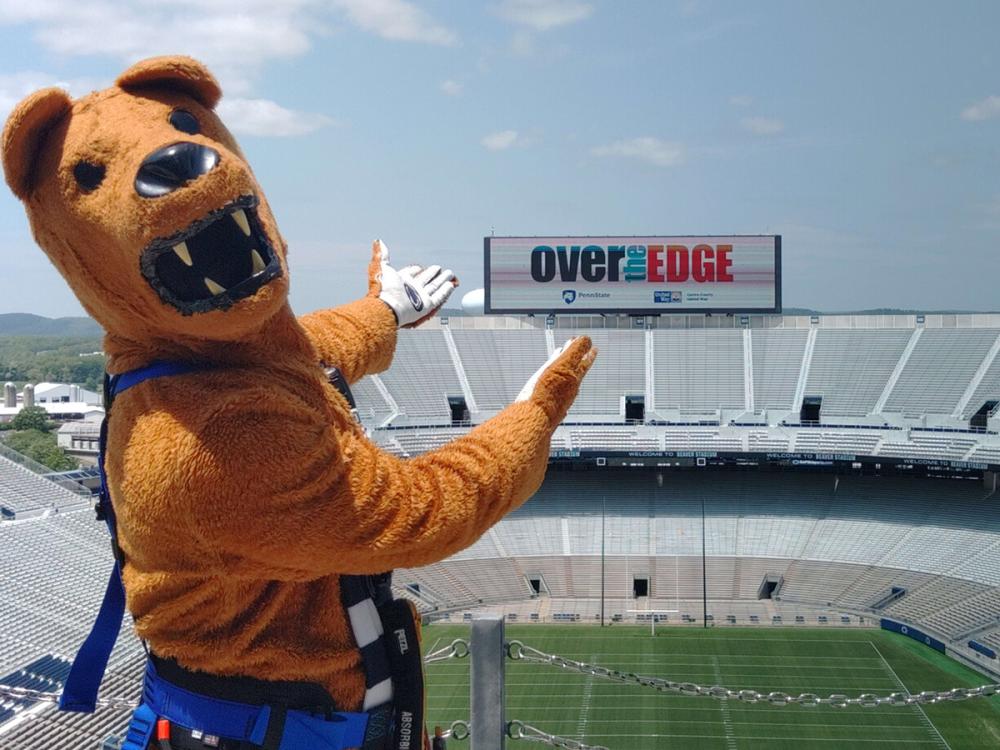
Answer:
[
  {"xmin": 2, "ymin": 87, "xmax": 73, "ymax": 201},
  {"xmin": 117, "ymin": 56, "xmax": 221, "ymax": 110}
]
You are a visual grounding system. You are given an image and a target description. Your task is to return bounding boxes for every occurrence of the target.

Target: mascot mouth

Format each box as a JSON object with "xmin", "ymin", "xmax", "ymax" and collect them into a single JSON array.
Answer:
[{"xmin": 140, "ymin": 195, "xmax": 282, "ymax": 314}]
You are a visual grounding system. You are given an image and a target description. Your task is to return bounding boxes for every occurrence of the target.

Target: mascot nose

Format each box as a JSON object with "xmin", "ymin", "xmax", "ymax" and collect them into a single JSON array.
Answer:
[{"xmin": 135, "ymin": 142, "xmax": 220, "ymax": 198}]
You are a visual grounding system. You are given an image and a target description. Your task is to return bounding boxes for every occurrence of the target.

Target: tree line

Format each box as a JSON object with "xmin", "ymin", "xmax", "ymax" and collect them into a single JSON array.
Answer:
[
  {"xmin": 1, "ymin": 406, "xmax": 79, "ymax": 471},
  {"xmin": 0, "ymin": 336, "xmax": 105, "ymax": 391}
]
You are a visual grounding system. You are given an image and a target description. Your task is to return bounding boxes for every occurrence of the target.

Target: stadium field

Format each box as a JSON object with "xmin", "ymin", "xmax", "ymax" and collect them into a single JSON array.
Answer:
[{"xmin": 423, "ymin": 624, "xmax": 1000, "ymax": 749}]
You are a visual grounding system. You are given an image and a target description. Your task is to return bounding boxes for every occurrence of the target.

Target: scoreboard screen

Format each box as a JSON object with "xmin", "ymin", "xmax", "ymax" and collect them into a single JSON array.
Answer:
[{"xmin": 485, "ymin": 235, "xmax": 781, "ymax": 314}]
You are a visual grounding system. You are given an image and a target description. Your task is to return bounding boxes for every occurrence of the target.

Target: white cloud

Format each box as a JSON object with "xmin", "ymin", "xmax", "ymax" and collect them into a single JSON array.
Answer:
[
  {"xmin": 0, "ymin": 2, "xmax": 339, "ymax": 135},
  {"xmin": 493, "ymin": 0, "xmax": 594, "ymax": 30},
  {"xmin": 440, "ymin": 79, "xmax": 463, "ymax": 96},
  {"xmin": 591, "ymin": 137, "xmax": 684, "ymax": 167},
  {"xmin": 0, "ymin": 71, "xmax": 99, "ymax": 120},
  {"xmin": 0, "ymin": 0, "xmax": 316, "ymax": 94},
  {"xmin": 0, "ymin": 0, "xmax": 456, "ymax": 96},
  {"xmin": 331, "ymin": 0, "xmax": 457, "ymax": 45},
  {"xmin": 961, "ymin": 95, "xmax": 1000, "ymax": 122},
  {"xmin": 216, "ymin": 98, "xmax": 333, "ymax": 137},
  {"xmin": 510, "ymin": 29, "xmax": 537, "ymax": 56},
  {"xmin": 481, "ymin": 129, "xmax": 521, "ymax": 150},
  {"xmin": 678, "ymin": 0, "xmax": 705, "ymax": 17},
  {"xmin": 741, "ymin": 116, "xmax": 784, "ymax": 135},
  {"xmin": 729, "ymin": 94, "xmax": 753, "ymax": 107}
]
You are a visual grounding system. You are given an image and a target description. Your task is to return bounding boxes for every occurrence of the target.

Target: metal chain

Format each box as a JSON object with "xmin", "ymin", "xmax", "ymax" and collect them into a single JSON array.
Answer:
[
  {"xmin": 507, "ymin": 641, "xmax": 1000, "ymax": 708},
  {"xmin": 441, "ymin": 720, "xmax": 470, "ymax": 740},
  {"xmin": 424, "ymin": 638, "xmax": 470, "ymax": 665},
  {"xmin": 0, "ymin": 639, "xmax": 472, "ymax": 712},
  {"xmin": 508, "ymin": 720, "xmax": 609, "ymax": 750}
]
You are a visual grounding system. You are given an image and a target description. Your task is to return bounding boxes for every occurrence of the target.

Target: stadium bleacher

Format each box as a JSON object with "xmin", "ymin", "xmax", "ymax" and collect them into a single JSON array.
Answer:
[
  {"xmin": 555, "ymin": 329, "xmax": 645, "ymax": 416},
  {"xmin": 652, "ymin": 329, "xmax": 746, "ymax": 413},
  {"xmin": 749, "ymin": 329, "xmax": 809, "ymax": 411},
  {"xmin": 3, "ymin": 313, "xmax": 1000, "ymax": 746},
  {"xmin": 0, "ymin": 454, "xmax": 90, "ymax": 520},
  {"xmin": 804, "ymin": 329, "xmax": 913, "ymax": 417},
  {"xmin": 377, "ymin": 329, "xmax": 460, "ymax": 421},
  {"xmin": 452, "ymin": 328, "xmax": 547, "ymax": 411},
  {"xmin": 359, "ymin": 314, "xmax": 1000, "ymax": 471},
  {"xmin": 884, "ymin": 329, "xmax": 1000, "ymax": 416}
]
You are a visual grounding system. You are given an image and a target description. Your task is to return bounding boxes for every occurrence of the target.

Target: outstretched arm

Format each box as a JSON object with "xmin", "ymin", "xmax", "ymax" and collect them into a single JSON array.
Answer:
[
  {"xmin": 188, "ymin": 338, "xmax": 595, "ymax": 579},
  {"xmin": 298, "ymin": 240, "xmax": 456, "ymax": 382}
]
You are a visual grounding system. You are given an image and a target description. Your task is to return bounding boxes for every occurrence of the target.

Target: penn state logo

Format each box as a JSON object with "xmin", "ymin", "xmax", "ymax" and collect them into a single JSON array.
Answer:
[
  {"xmin": 404, "ymin": 283, "xmax": 424, "ymax": 311},
  {"xmin": 562, "ymin": 289, "xmax": 577, "ymax": 304}
]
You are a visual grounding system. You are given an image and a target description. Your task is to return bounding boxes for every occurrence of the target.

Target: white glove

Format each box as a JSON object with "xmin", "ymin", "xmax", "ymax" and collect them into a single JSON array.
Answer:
[
  {"xmin": 374, "ymin": 240, "xmax": 456, "ymax": 328},
  {"xmin": 516, "ymin": 338, "xmax": 578, "ymax": 402}
]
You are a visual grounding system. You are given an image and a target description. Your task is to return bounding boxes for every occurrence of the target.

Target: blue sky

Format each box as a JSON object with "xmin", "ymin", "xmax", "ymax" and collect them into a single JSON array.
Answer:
[{"xmin": 0, "ymin": 0, "xmax": 997, "ymax": 318}]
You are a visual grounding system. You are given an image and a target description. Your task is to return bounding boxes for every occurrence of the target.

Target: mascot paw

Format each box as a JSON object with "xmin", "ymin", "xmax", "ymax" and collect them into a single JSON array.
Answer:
[
  {"xmin": 369, "ymin": 239, "xmax": 457, "ymax": 328},
  {"xmin": 516, "ymin": 336, "xmax": 597, "ymax": 427}
]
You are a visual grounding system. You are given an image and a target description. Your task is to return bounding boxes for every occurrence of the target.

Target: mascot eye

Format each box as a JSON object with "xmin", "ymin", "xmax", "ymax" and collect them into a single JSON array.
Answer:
[
  {"xmin": 169, "ymin": 109, "xmax": 200, "ymax": 135},
  {"xmin": 73, "ymin": 161, "xmax": 106, "ymax": 192}
]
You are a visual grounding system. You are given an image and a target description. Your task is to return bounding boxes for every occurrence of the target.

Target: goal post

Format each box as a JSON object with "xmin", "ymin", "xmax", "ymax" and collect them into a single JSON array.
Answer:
[{"xmin": 627, "ymin": 608, "xmax": 679, "ymax": 636}]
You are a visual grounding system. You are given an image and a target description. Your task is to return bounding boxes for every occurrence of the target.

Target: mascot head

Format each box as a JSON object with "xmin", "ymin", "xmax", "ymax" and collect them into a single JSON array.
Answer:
[{"xmin": 2, "ymin": 56, "xmax": 290, "ymax": 343}]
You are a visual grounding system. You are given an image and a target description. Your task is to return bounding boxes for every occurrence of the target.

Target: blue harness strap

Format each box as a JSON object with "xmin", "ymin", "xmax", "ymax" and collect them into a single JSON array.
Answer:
[
  {"xmin": 123, "ymin": 660, "xmax": 368, "ymax": 750},
  {"xmin": 60, "ymin": 361, "xmax": 208, "ymax": 713}
]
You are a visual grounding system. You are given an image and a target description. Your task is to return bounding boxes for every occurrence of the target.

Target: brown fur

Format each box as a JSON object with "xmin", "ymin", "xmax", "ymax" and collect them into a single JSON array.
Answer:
[{"xmin": 2, "ymin": 56, "xmax": 593, "ymax": 719}]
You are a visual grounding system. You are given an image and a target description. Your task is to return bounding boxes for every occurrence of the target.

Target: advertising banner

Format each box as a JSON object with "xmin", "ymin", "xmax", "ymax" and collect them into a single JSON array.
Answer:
[
  {"xmin": 880, "ymin": 619, "xmax": 946, "ymax": 654},
  {"xmin": 485, "ymin": 235, "xmax": 780, "ymax": 314}
]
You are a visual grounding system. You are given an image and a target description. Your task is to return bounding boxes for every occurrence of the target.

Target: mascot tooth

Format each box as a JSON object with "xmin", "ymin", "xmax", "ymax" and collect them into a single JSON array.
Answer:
[{"xmin": 2, "ymin": 56, "xmax": 595, "ymax": 750}]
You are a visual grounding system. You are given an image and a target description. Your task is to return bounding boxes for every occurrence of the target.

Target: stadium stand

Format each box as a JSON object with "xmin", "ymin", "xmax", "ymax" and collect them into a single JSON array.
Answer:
[
  {"xmin": 963, "ymin": 348, "xmax": 1000, "ymax": 419},
  {"xmin": 452, "ymin": 328, "xmax": 547, "ymax": 412},
  {"xmin": 652, "ymin": 329, "xmax": 745, "ymax": 413},
  {"xmin": 803, "ymin": 329, "xmax": 913, "ymax": 417},
  {"xmin": 750, "ymin": 328, "xmax": 809, "ymax": 411},
  {"xmin": 377, "ymin": 329, "xmax": 459, "ymax": 422},
  {"xmin": 4, "ymin": 313, "xmax": 1000, "ymax": 746},
  {"xmin": 0, "ymin": 510, "xmax": 145, "ymax": 746},
  {"xmin": 349, "ymin": 376, "xmax": 395, "ymax": 425},
  {"xmin": 0, "ymin": 454, "xmax": 89, "ymax": 520},
  {"xmin": 354, "ymin": 314, "xmax": 1000, "ymax": 471},
  {"xmin": 554, "ymin": 329, "xmax": 645, "ymax": 417},
  {"xmin": 884, "ymin": 329, "xmax": 1000, "ymax": 416}
]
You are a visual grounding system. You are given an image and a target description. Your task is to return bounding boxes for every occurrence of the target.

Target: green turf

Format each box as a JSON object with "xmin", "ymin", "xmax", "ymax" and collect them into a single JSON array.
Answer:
[{"xmin": 422, "ymin": 625, "xmax": 1000, "ymax": 749}]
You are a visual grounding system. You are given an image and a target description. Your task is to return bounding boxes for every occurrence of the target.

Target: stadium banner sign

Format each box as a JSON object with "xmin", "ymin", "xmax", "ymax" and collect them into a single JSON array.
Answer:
[
  {"xmin": 880, "ymin": 619, "xmax": 946, "ymax": 654},
  {"xmin": 969, "ymin": 640, "xmax": 998, "ymax": 660},
  {"xmin": 484, "ymin": 235, "xmax": 781, "ymax": 314},
  {"xmin": 541, "ymin": 448, "xmax": 995, "ymax": 476}
]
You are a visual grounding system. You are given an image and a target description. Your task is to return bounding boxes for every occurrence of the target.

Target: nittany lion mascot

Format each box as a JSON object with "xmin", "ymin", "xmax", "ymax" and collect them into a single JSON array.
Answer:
[{"xmin": 2, "ymin": 56, "xmax": 594, "ymax": 750}]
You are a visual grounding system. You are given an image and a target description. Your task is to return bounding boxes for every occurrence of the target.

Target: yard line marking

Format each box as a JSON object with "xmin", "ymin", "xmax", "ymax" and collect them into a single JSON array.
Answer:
[
  {"xmin": 428, "ymin": 700, "xmax": 934, "ymax": 716},
  {"xmin": 676, "ymin": 667, "xmax": 889, "ymax": 673},
  {"xmin": 869, "ymin": 641, "xmax": 951, "ymax": 750},
  {"xmin": 482, "ymin": 733, "xmax": 942, "ymax": 744},
  {"xmin": 502, "ymin": 653, "xmax": 888, "ymax": 661},
  {"xmin": 712, "ymin": 655, "xmax": 738, "ymax": 750},
  {"xmin": 576, "ymin": 653, "xmax": 596, "ymax": 740},
  {"xmin": 434, "ymin": 681, "xmax": 898, "ymax": 702},
  {"xmin": 504, "ymin": 640, "xmax": 888, "ymax": 646},
  {"xmin": 442, "ymin": 717, "xmax": 933, "ymax": 729}
]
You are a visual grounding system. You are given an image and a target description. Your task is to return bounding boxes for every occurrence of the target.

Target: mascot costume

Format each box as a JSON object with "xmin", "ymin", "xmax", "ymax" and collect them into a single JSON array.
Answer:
[{"xmin": 2, "ymin": 56, "xmax": 595, "ymax": 750}]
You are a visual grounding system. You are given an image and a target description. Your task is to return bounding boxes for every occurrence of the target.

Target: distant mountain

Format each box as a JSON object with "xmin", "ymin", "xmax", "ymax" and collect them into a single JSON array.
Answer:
[{"xmin": 0, "ymin": 313, "xmax": 103, "ymax": 337}]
